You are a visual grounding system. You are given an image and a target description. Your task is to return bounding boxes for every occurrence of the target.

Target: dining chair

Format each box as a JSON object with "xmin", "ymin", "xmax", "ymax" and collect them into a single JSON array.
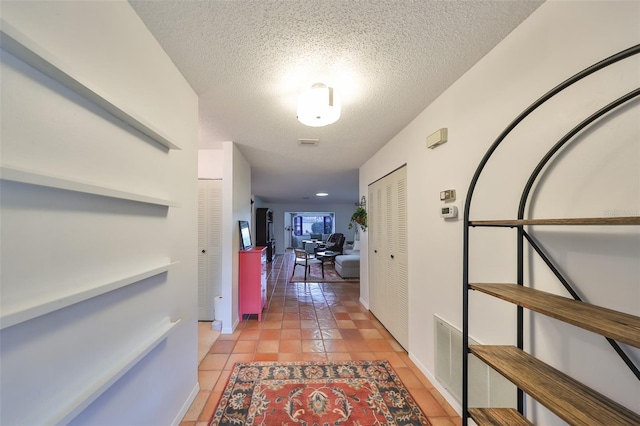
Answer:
[
  {"xmin": 291, "ymin": 249, "xmax": 324, "ymax": 280},
  {"xmin": 304, "ymin": 241, "xmax": 317, "ymax": 255}
]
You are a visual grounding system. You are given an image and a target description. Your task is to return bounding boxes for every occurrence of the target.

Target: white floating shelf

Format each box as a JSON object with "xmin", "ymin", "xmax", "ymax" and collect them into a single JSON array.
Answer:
[
  {"xmin": 0, "ymin": 165, "xmax": 179, "ymax": 207},
  {"xmin": 0, "ymin": 261, "xmax": 180, "ymax": 330},
  {"xmin": 48, "ymin": 317, "xmax": 181, "ymax": 425},
  {"xmin": 0, "ymin": 18, "xmax": 181, "ymax": 150}
]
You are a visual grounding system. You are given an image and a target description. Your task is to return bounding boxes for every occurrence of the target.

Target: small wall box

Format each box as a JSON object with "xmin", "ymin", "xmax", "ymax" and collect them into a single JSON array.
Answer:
[
  {"xmin": 427, "ymin": 128, "xmax": 448, "ymax": 149},
  {"xmin": 440, "ymin": 205, "xmax": 458, "ymax": 218},
  {"xmin": 440, "ymin": 189, "xmax": 456, "ymax": 202}
]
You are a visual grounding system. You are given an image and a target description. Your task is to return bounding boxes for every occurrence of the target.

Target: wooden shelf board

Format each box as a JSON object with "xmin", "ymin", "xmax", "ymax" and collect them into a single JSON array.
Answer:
[
  {"xmin": 469, "ymin": 283, "xmax": 640, "ymax": 348},
  {"xmin": 468, "ymin": 408, "xmax": 533, "ymax": 426},
  {"xmin": 1, "ymin": 261, "xmax": 179, "ymax": 330},
  {"xmin": 470, "ymin": 345, "xmax": 640, "ymax": 426},
  {"xmin": 0, "ymin": 18, "xmax": 180, "ymax": 150},
  {"xmin": 47, "ymin": 317, "xmax": 181, "ymax": 425},
  {"xmin": 1, "ymin": 165, "xmax": 179, "ymax": 207},
  {"xmin": 470, "ymin": 216, "xmax": 640, "ymax": 227}
]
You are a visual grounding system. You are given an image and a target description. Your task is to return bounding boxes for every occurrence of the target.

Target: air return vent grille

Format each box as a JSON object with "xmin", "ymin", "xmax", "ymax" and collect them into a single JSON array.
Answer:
[{"xmin": 434, "ymin": 315, "xmax": 516, "ymax": 408}]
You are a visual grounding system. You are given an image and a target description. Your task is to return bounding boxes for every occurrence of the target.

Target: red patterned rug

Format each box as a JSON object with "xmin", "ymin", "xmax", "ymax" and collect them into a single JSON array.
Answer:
[
  {"xmin": 289, "ymin": 262, "xmax": 359, "ymax": 283},
  {"xmin": 210, "ymin": 360, "xmax": 430, "ymax": 425}
]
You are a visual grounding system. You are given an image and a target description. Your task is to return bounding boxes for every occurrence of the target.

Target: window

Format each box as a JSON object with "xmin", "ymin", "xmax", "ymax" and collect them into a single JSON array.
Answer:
[{"xmin": 293, "ymin": 214, "xmax": 333, "ymax": 236}]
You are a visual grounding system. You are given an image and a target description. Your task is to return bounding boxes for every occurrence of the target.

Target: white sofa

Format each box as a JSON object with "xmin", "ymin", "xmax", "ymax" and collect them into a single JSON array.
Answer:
[{"xmin": 335, "ymin": 242, "xmax": 360, "ymax": 278}]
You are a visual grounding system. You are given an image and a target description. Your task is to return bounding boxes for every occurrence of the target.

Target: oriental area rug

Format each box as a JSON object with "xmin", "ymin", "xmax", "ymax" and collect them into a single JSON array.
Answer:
[
  {"xmin": 210, "ymin": 360, "xmax": 431, "ymax": 426},
  {"xmin": 289, "ymin": 263, "xmax": 359, "ymax": 283}
]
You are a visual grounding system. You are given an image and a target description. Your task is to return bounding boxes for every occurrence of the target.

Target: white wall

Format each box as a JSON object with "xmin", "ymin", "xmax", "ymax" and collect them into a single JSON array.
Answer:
[
  {"xmin": 360, "ymin": 1, "xmax": 639, "ymax": 422},
  {"xmin": 221, "ymin": 142, "xmax": 252, "ymax": 333},
  {"xmin": 198, "ymin": 149, "xmax": 224, "ymax": 179},
  {"xmin": 0, "ymin": 2, "xmax": 198, "ymax": 425},
  {"xmin": 197, "ymin": 145, "xmax": 251, "ymax": 335},
  {"xmin": 257, "ymin": 202, "xmax": 358, "ymax": 254}
]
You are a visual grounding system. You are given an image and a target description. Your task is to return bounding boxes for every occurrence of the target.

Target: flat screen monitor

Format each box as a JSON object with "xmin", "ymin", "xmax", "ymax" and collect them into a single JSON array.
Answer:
[{"xmin": 239, "ymin": 220, "xmax": 252, "ymax": 250}]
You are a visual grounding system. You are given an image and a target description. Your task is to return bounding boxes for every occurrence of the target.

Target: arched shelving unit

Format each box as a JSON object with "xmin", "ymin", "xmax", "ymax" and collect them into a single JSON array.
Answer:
[{"xmin": 462, "ymin": 44, "xmax": 640, "ymax": 425}]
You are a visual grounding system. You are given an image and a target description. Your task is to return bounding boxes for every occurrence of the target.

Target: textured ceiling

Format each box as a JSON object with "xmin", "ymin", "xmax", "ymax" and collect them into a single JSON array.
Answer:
[{"xmin": 129, "ymin": 0, "xmax": 543, "ymax": 204}]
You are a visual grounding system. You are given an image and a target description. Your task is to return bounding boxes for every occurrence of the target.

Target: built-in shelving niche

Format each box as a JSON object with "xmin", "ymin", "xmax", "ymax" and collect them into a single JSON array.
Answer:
[
  {"xmin": 0, "ymin": 15, "xmax": 186, "ymax": 426},
  {"xmin": 0, "ymin": 18, "xmax": 181, "ymax": 151},
  {"xmin": 1, "ymin": 260, "xmax": 180, "ymax": 330},
  {"xmin": 0, "ymin": 165, "xmax": 179, "ymax": 208},
  {"xmin": 2, "ymin": 259, "xmax": 181, "ymax": 424},
  {"xmin": 45, "ymin": 317, "xmax": 181, "ymax": 425}
]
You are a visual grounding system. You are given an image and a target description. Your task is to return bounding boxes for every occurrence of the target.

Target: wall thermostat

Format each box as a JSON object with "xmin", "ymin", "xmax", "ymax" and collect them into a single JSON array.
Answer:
[{"xmin": 440, "ymin": 205, "xmax": 458, "ymax": 219}]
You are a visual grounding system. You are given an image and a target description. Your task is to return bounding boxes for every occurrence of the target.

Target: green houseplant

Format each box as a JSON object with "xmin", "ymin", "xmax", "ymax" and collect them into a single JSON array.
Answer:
[{"xmin": 349, "ymin": 206, "xmax": 367, "ymax": 232}]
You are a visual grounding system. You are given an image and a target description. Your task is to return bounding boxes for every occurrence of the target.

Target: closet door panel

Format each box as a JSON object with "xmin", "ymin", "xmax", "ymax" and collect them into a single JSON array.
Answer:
[
  {"xmin": 367, "ymin": 166, "xmax": 408, "ymax": 349},
  {"xmin": 394, "ymin": 167, "xmax": 409, "ymax": 348},
  {"xmin": 207, "ymin": 182, "xmax": 223, "ymax": 306},
  {"xmin": 368, "ymin": 185, "xmax": 379, "ymax": 316},
  {"xmin": 197, "ymin": 185, "xmax": 209, "ymax": 320},
  {"xmin": 383, "ymin": 175, "xmax": 397, "ymax": 335},
  {"xmin": 369, "ymin": 183, "xmax": 386, "ymax": 324},
  {"xmin": 197, "ymin": 179, "xmax": 222, "ymax": 321}
]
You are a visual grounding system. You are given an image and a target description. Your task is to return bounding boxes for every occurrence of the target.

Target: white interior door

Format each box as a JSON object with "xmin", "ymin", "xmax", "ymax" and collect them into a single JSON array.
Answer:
[
  {"xmin": 368, "ymin": 166, "xmax": 408, "ymax": 349},
  {"xmin": 368, "ymin": 185, "xmax": 379, "ymax": 316},
  {"xmin": 394, "ymin": 167, "xmax": 408, "ymax": 348},
  {"xmin": 198, "ymin": 179, "xmax": 222, "ymax": 321}
]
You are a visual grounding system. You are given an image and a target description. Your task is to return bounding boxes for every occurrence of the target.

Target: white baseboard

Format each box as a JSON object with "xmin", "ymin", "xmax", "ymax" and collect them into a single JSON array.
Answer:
[
  {"xmin": 359, "ymin": 297, "xmax": 369, "ymax": 310},
  {"xmin": 408, "ymin": 351, "xmax": 462, "ymax": 416},
  {"xmin": 222, "ymin": 315, "xmax": 240, "ymax": 334},
  {"xmin": 171, "ymin": 382, "xmax": 200, "ymax": 426}
]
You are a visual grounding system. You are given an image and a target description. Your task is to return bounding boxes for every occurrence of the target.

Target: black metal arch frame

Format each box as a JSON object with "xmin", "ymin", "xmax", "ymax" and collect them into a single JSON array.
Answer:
[{"xmin": 462, "ymin": 44, "xmax": 640, "ymax": 423}]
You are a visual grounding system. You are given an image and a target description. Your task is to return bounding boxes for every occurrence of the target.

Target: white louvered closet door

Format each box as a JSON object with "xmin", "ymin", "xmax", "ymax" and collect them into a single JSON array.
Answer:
[
  {"xmin": 368, "ymin": 165, "xmax": 408, "ymax": 349},
  {"xmin": 393, "ymin": 167, "xmax": 408, "ymax": 349},
  {"xmin": 197, "ymin": 179, "xmax": 223, "ymax": 321},
  {"xmin": 383, "ymin": 176, "xmax": 397, "ymax": 337},
  {"xmin": 368, "ymin": 184, "xmax": 381, "ymax": 318}
]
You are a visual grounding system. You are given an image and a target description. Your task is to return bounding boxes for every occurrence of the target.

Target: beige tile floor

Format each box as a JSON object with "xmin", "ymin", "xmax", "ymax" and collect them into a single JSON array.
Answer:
[
  {"xmin": 181, "ymin": 251, "xmax": 461, "ymax": 426},
  {"xmin": 197, "ymin": 322, "xmax": 220, "ymax": 365}
]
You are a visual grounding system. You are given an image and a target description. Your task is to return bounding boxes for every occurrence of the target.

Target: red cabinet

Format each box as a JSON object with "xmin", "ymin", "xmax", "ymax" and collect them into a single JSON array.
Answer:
[{"xmin": 239, "ymin": 247, "xmax": 267, "ymax": 321}]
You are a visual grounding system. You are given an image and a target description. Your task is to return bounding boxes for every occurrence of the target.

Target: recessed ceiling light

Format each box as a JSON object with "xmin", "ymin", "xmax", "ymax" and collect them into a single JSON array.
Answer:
[{"xmin": 316, "ymin": 192, "xmax": 329, "ymax": 197}]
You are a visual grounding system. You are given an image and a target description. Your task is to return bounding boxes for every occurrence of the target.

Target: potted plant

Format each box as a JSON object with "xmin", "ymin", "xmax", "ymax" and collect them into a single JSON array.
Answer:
[{"xmin": 349, "ymin": 206, "xmax": 367, "ymax": 232}]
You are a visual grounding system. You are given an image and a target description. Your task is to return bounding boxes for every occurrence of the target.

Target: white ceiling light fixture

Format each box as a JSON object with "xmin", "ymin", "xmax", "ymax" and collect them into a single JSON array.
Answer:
[
  {"xmin": 297, "ymin": 83, "xmax": 341, "ymax": 127},
  {"xmin": 316, "ymin": 192, "xmax": 329, "ymax": 197}
]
